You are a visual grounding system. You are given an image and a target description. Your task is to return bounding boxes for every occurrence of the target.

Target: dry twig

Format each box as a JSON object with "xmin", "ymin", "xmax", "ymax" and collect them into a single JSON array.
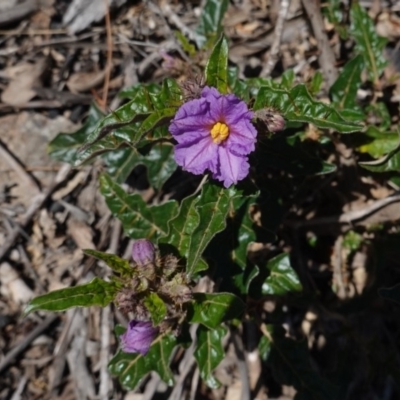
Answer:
[
  {"xmin": 261, "ymin": 0, "xmax": 291, "ymax": 77},
  {"xmin": 0, "ymin": 315, "xmax": 59, "ymax": 374},
  {"xmin": 301, "ymin": 0, "xmax": 338, "ymax": 88}
]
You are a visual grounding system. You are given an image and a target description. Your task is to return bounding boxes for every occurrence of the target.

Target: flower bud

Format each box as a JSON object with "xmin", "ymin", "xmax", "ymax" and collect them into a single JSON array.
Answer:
[
  {"xmin": 132, "ymin": 239, "xmax": 156, "ymax": 267},
  {"xmin": 255, "ymin": 108, "xmax": 286, "ymax": 132},
  {"xmin": 120, "ymin": 320, "xmax": 158, "ymax": 355}
]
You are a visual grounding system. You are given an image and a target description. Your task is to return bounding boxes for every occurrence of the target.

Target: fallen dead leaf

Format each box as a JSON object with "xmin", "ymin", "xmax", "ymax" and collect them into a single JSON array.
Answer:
[{"xmin": 1, "ymin": 58, "xmax": 48, "ymax": 106}]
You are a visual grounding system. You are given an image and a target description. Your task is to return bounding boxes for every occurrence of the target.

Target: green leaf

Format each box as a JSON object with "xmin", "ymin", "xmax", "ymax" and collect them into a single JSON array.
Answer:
[
  {"xmin": 261, "ymin": 253, "xmax": 302, "ymax": 295},
  {"xmin": 205, "ymin": 34, "xmax": 229, "ymax": 94},
  {"xmin": 83, "ymin": 249, "xmax": 133, "ymax": 276},
  {"xmin": 264, "ymin": 325, "xmax": 338, "ymax": 400},
  {"xmin": 379, "ymin": 283, "xmax": 400, "ymax": 305},
  {"xmin": 358, "ymin": 126, "xmax": 399, "ymax": 158},
  {"xmin": 187, "ymin": 293, "xmax": 245, "ymax": 329},
  {"xmin": 330, "ymin": 55, "xmax": 364, "ymax": 109},
  {"xmin": 100, "ymin": 173, "xmax": 178, "ymax": 240},
  {"xmin": 350, "ymin": 2, "xmax": 387, "ymax": 83},
  {"xmin": 24, "ymin": 278, "xmax": 117, "ymax": 315},
  {"xmin": 144, "ymin": 293, "xmax": 167, "ymax": 325},
  {"xmin": 163, "ymin": 181, "xmax": 240, "ymax": 276},
  {"xmin": 104, "ymin": 143, "xmax": 177, "ymax": 188},
  {"xmin": 205, "ymin": 195, "xmax": 260, "ymax": 294},
  {"xmin": 74, "ymin": 82, "xmax": 180, "ymax": 166},
  {"xmin": 359, "ymin": 142, "xmax": 400, "ymax": 172},
  {"xmin": 254, "ymin": 84, "xmax": 361, "ymax": 133},
  {"xmin": 308, "ymin": 71, "xmax": 323, "ymax": 95},
  {"xmin": 48, "ymin": 104, "xmax": 105, "ymax": 164},
  {"xmin": 194, "ymin": 325, "xmax": 227, "ymax": 389},
  {"xmin": 196, "ymin": 0, "xmax": 229, "ymax": 49},
  {"xmin": 109, "ymin": 333, "xmax": 177, "ymax": 390},
  {"xmin": 258, "ymin": 335, "xmax": 272, "ymax": 361}
]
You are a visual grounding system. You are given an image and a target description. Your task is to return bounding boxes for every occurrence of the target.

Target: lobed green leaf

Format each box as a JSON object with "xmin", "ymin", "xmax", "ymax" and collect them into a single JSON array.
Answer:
[
  {"xmin": 194, "ymin": 325, "xmax": 227, "ymax": 389},
  {"xmin": 163, "ymin": 181, "xmax": 241, "ymax": 276},
  {"xmin": 261, "ymin": 253, "xmax": 302, "ymax": 296},
  {"xmin": 350, "ymin": 2, "xmax": 387, "ymax": 83},
  {"xmin": 205, "ymin": 195, "xmax": 259, "ymax": 294},
  {"xmin": 100, "ymin": 173, "xmax": 178, "ymax": 240},
  {"xmin": 104, "ymin": 143, "xmax": 177, "ymax": 189},
  {"xmin": 358, "ymin": 126, "xmax": 399, "ymax": 158},
  {"xmin": 195, "ymin": 0, "xmax": 229, "ymax": 49},
  {"xmin": 74, "ymin": 81, "xmax": 181, "ymax": 166},
  {"xmin": 83, "ymin": 249, "xmax": 133, "ymax": 276},
  {"xmin": 254, "ymin": 84, "xmax": 361, "ymax": 133},
  {"xmin": 330, "ymin": 55, "xmax": 364, "ymax": 110},
  {"xmin": 48, "ymin": 104, "xmax": 105, "ymax": 164},
  {"xmin": 109, "ymin": 333, "xmax": 177, "ymax": 390},
  {"xmin": 187, "ymin": 293, "xmax": 245, "ymax": 329},
  {"xmin": 24, "ymin": 277, "xmax": 117, "ymax": 315}
]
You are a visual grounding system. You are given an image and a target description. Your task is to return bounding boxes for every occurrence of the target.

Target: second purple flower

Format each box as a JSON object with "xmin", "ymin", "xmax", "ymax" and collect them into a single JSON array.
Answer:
[{"xmin": 169, "ymin": 86, "xmax": 257, "ymax": 188}]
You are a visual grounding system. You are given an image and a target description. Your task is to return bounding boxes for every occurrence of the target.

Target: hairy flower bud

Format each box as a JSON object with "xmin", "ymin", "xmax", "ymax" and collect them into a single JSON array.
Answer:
[
  {"xmin": 120, "ymin": 320, "xmax": 158, "ymax": 355},
  {"xmin": 254, "ymin": 108, "xmax": 286, "ymax": 132},
  {"xmin": 132, "ymin": 239, "xmax": 156, "ymax": 267}
]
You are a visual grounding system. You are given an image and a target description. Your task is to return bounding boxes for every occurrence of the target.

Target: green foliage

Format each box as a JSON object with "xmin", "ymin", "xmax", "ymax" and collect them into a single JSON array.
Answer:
[
  {"xmin": 163, "ymin": 181, "xmax": 241, "ymax": 276},
  {"xmin": 359, "ymin": 143, "xmax": 400, "ymax": 172},
  {"xmin": 205, "ymin": 195, "xmax": 259, "ymax": 294},
  {"xmin": 100, "ymin": 173, "xmax": 178, "ymax": 240},
  {"xmin": 109, "ymin": 332, "xmax": 177, "ymax": 389},
  {"xmin": 24, "ymin": 278, "xmax": 117, "ymax": 315},
  {"xmin": 261, "ymin": 253, "xmax": 302, "ymax": 296},
  {"xmin": 350, "ymin": 2, "xmax": 387, "ymax": 83},
  {"xmin": 330, "ymin": 55, "xmax": 364, "ymax": 110},
  {"xmin": 195, "ymin": 0, "xmax": 229, "ymax": 49},
  {"xmin": 342, "ymin": 231, "xmax": 363, "ymax": 252},
  {"xmin": 103, "ymin": 143, "xmax": 176, "ymax": 189},
  {"xmin": 83, "ymin": 249, "xmax": 133, "ymax": 276},
  {"xmin": 187, "ymin": 293, "xmax": 245, "ymax": 329},
  {"xmin": 41, "ymin": 18, "xmax": 399, "ymax": 397},
  {"xmin": 48, "ymin": 104, "xmax": 104, "ymax": 164},
  {"xmin": 74, "ymin": 80, "xmax": 181, "ymax": 166},
  {"xmin": 205, "ymin": 34, "xmax": 229, "ymax": 94},
  {"xmin": 254, "ymin": 84, "xmax": 361, "ymax": 133},
  {"xmin": 194, "ymin": 325, "xmax": 227, "ymax": 389},
  {"xmin": 358, "ymin": 126, "xmax": 399, "ymax": 158}
]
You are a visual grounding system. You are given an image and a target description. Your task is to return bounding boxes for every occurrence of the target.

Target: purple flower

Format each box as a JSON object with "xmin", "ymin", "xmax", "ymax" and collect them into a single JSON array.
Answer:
[
  {"xmin": 120, "ymin": 320, "xmax": 158, "ymax": 355},
  {"xmin": 132, "ymin": 239, "xmax": 155, "ymax": 267},
  {"xmin": 169, "ymin": 86, "xmax": 257, "ymax": 187}
]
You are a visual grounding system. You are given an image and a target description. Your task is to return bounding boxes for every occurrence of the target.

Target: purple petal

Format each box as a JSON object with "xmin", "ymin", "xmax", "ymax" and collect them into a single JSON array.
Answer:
[
  {"xmin": 213, "ymin": 146, "xmax": 250, "ymax": 188},
  {"xmin": 120, "ymin": 320, "xmax": 158, "ymax": 356},
  {"xmin": 174, "ymin": 137, "xmax": 218, "ymax": 175}
]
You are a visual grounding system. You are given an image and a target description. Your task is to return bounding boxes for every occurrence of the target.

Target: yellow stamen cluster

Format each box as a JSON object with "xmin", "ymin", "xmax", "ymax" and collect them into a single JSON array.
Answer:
[{"xmin": 210, "ymin": 122, "xmax": 229, "ymax": 144}]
